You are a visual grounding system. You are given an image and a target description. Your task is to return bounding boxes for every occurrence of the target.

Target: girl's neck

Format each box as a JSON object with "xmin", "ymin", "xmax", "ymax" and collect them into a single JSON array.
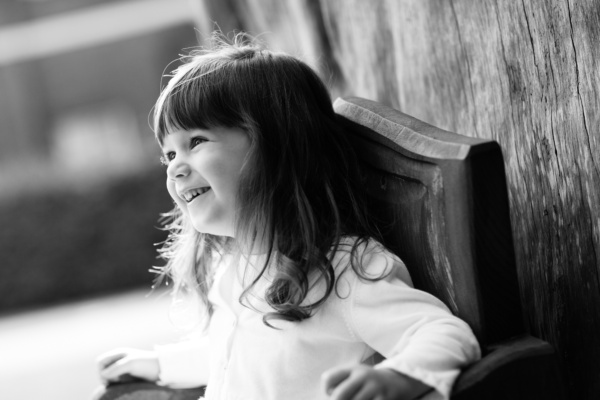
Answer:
[{"xmin": 230, "ymin": 235, "xmax": 271, "ymax": 256}]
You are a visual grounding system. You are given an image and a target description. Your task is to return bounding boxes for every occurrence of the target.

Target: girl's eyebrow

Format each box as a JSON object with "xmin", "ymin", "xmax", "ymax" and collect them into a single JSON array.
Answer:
[{"xmin": 190, "ymin": 129, "xmax": 212, "ymax": 137}]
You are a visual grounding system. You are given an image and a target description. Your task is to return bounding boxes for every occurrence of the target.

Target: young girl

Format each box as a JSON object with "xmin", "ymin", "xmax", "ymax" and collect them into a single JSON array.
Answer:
[{"xmin": 97, "ymin": 35, "xmax": 480, "ymax": 400}]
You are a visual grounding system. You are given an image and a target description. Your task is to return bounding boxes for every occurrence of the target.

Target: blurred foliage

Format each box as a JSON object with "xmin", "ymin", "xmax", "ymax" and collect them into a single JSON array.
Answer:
[{"xmin": 0, "ymin": 168, "xmax": 173, "ymax": 313}]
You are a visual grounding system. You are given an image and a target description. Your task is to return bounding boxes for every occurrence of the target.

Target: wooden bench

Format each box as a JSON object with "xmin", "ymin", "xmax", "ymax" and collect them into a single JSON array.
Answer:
[{"xmin": 94, "ymin": 96, "xmax": 566, "ymax": 400}]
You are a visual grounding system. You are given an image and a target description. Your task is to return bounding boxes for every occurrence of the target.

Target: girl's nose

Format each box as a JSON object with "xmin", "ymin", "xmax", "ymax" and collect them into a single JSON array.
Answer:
[{"xmin": 167, "ymin": 157, "xmax": 191, "ymax": 180}]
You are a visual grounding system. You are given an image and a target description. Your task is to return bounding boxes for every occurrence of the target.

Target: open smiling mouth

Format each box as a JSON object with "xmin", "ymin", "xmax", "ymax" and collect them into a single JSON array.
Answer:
[{"xmin": 182, "ymin": 187, "xmax": 211, "ymax": 203}]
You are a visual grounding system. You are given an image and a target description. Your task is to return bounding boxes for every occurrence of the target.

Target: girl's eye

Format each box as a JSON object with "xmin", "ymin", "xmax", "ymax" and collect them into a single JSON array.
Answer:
[
  {"xmin": 160, "ymin": 152, "xmax": 175, "ymax": 166},
  {"xmin": 190, "ymin": 136, "xmax": 207, "ymax": 148}
]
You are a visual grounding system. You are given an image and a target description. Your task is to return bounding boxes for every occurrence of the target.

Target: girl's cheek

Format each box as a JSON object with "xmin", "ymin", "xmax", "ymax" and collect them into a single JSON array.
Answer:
[{"xmin": 166, "ymin": 179, "xmax": 188, "ymax": 213}]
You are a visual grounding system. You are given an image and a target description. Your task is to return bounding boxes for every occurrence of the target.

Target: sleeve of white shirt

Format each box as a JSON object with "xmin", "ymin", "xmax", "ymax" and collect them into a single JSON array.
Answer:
[
  {"xmin": 347, "ymin": 247, "xmax": 481, "ymax": 400},
  {"xmin": 154, "ymin": 336, "xmax": 211, "ymax": 388}
]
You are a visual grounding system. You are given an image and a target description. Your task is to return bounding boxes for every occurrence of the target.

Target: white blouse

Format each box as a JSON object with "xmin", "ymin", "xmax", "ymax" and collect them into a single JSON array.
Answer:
[{"xmin": 155, "ymin": 239, "xmax": 480, "ymax": 400}]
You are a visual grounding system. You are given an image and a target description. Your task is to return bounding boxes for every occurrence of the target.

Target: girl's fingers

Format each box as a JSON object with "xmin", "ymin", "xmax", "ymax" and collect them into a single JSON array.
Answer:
[
  {"xmin": 100, "ymin": 357, "xmax": 132, "ymax": 382},
  {"xmin": 328, "ymin": 373, "xmax": 364, "ymax": 400},
  {"xmin": 322, "ymin": 367, "xmax": 352, "ymax": 395},
  {"xmin": 96, "ymin": 349, "xmax": 128, "ymax": 370},
  {"xmin": 351, "ymin": 381, "xmax": 379, "ymax": 400}
]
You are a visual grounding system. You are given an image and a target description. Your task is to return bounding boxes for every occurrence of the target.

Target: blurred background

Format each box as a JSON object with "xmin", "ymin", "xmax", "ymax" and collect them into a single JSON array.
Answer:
[
  {"xmin": 0, "ymin": 0, "xmax": 199, "ymax": 315},
  {"xmin": 0, "ymin": 0, "xmax": 202, "ymax": 398}
]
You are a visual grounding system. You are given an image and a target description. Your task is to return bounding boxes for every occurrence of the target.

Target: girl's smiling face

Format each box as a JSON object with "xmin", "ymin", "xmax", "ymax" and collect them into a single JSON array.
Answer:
[{"xmin": 161, "ymin": 127, "xmax": 251, "ymax": 237}]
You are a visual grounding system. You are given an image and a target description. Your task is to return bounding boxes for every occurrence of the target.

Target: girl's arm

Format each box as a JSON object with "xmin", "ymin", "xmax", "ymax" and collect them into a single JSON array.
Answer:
[
  {"xmin": 97, "ymin": 337, "xmax": 210, "ymax": 389},
  {"xmin": 328, "ymin": 245, "xmax": 481, "ymax": 400}
]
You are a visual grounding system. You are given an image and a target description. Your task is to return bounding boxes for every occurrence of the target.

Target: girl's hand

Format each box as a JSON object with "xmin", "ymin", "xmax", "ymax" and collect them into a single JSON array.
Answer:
[
  {"xmin": 322, "ymin": 365, "xmax": 432, "ymax": 400},
  {"xmin": 97, "ymin": 348, "xmax": 160, "ymax": 384}
]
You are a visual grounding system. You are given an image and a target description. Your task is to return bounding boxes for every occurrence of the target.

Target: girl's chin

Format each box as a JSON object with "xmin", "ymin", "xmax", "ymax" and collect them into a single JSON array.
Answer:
[{"xmin": 190, "ymin": 220, "xmax": 234, "ymax": 237}]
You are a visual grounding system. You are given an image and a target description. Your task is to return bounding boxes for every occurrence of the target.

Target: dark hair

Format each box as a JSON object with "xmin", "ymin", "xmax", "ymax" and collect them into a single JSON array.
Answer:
[{"xmin": 153, "ymin": 34, "xmax": 383, "ymax": 327}]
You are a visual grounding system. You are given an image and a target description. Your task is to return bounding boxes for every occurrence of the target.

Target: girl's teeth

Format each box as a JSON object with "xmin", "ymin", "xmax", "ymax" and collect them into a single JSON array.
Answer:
[{"xmin": 183, "ymin": 187, "xmax": 209, "ymax": 202}]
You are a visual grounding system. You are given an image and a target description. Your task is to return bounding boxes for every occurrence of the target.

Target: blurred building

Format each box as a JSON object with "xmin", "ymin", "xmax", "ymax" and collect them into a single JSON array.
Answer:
[{"xmin": 0, "ymin": 0, "xmax": 199, "ymax": 196}]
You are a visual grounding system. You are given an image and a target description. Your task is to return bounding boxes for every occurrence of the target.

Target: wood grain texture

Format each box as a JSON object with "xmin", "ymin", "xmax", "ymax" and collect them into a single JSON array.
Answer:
[{"xmin": 196, "ymin": 0, "xmax": 600, "ymax": 397}]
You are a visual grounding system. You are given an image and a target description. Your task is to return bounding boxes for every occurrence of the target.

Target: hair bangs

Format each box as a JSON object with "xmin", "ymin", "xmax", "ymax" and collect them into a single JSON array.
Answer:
[{"xmin": 153, "ymin": 57, "xmax": 249, "ymax": 144}]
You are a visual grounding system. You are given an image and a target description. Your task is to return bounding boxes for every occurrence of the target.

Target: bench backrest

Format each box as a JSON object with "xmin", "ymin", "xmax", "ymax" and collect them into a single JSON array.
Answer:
[{"xmin": 334, "ymin": 96, "xmax": 524, "ymax": 347}]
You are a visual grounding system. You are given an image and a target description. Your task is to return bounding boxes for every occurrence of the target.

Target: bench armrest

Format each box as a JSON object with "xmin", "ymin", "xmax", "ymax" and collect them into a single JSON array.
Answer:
[
  {"xmin": 92, "ymin": 381, "xmax": 205, "ymax": 400},
  {"xmin": 451, "ymin": 334, "xmax": 566, "ymax": 400}
]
